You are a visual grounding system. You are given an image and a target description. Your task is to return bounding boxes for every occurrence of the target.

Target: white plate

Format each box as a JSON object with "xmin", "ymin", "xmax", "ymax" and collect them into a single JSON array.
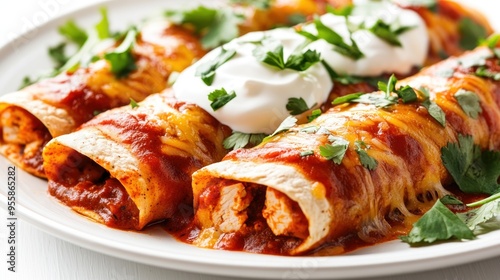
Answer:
[{"xmin": 0, "ymin": 0, "xmax": 499, "ymax": 279}]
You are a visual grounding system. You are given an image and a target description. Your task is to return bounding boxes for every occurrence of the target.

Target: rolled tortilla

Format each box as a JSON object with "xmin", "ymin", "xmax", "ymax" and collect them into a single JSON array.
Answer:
[
  {"xmin": 0, "ymin": 20, "xmax": 205, "ymax": 178},
  {"xmin": 42, "ymin": 90, "xmax": 230, "ymax": 230},
  {"xmin": 191, "ymin": 46, "xmax": 500, "ymax": 255}
]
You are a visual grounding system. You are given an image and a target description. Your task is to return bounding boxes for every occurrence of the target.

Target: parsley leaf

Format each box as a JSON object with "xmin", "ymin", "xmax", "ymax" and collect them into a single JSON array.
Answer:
[
  {"xmin": 458, "ymin": 17, "xmax": 488, "ymax": 50},
  {"xmin": 208, "ymin": 88, "xmax": 237, "ymax": 111},
  {"xmin": 298, "ymin": 16, "xmax": 364, "ymax": 60},
  {"xmin": 355, "ymin": 140, "xmax": 378, "ymax": 170},
  {"xmin": 441, "ymin": 134, "xmax": 500, "ymax": 195},
  {"xmin": 104, "ymin": 27, "xmax": 138, "ymax": 78},
  {"xmin": 454, "ymin": 89, "xmax": 482, "ymax": 119},
  {"xmin": 286, "ymin": 97, "xmax": 314, "ymax": 115},
  {"xmin": 285, "ymin": 49, "xmax": 321, "ymax": 71},
  {"xmin": 58, "ymin": 20, "xmax": 88, "ymax": 47},
  {"xmin": 400, "ymin": 200, "xmax": 475, "ymax": 244},
  {"xmin": 319, "ymin": 136, "xmax": 349, "ymax": 164},
  {"xmin": 223, "ymin": 132, "xmax": 267, "ymax": 150},
  {"xmin": 195, "ymin": 48, "xmax": 236, "ymax": 85}
]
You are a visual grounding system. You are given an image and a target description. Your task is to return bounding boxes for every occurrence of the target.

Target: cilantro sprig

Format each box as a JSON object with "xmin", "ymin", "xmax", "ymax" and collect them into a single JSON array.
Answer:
[
  {"xmin": 367, "ymin": 20, "xmax": 415, "ymax": 47},
  {"xmin": 458, "ymin": 17, "xmax": 488, "ymax": 50},
  {"xmin": 297, "ymin": 16, "xmax": 363, "ymax": 60},
  {"xmin": 104, "ymin": 27, "xmax": 138, "ymax": 78},
  {"xmin": 196, "ymin": 48, "xmax": 236, "ymax": 85},
  {"xmin": 354, "ymin": 140, "xmax": 378, "ymax": 170},
  {"xmin": 223, "ymin": 132, "xmax": 267, "ymax": 150},
  {"xmin": 454, "ymin": 89, "xmax": 482, "ymax": 119},
  {"xmin": 319, "ymin": 135, "xmax": 349, "ymax": 164},
  {"xmin": 252, "ymin": 39, "xmax": 321, "ymax": 71},
  {"xmin": 286, "ymin": 97, "xmax": 315, "ymax": 115},
  {"xmin": 208, "ymin": 88, "xmax": 237, "ymax": 111},
  {"xmin": 401, "ymin": 134, "xmax": 500, "ymax": 245}
]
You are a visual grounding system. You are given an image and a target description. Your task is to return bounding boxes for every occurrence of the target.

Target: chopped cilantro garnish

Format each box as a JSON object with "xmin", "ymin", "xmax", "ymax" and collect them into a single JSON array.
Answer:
[
  {"xmin": 458, "ymin": 17, "xmax": 488, "ymax": 50},
  {"xmin": 355, "ymin": 140, "xmax": 378, "ymax": 170},
  {"xmin": 319, "ymin": 135, "xmax": 349, "ymax": 164},
  {"xmin": 332, "ymin": 92, "xmax": 363, "ymax": 106},
  {"xmin": 440, "ymin": 195, "xmax": 464, "ymax": 206},
  {"xmin": 400, "ymin": 200, "xmax": 475, "ymax": 244},
  {"xmin": 454, "ymin": 89, "xmax": 482, "ymax": 119},
  {"xmin": 395, "ymin": 85, "xmax": 418, "ymax": 103},
  {"xmin": 441, "ymin": 134, "xmax": 500, "ymax": 195},
  {"xmin": 367, "ymin": 19, "xmax": 414, "ymax": 47},
  {"xmin": 223, "ymin": 131, "xmax": 267, "ymax": 150},
  {"xmin": 307, "ymin": 109, "xmax": 322, "ymax": 122},
  {"xmin": 58, "ymin": 20, "xmax": 88, "ymax": 47},
  {"xmin": 288, "ymin": 14, "xmax": 307, "ymax": 26},
  {"xmin": 253, "ymin": 39, "xmax": 321, "ymax": 71},
  {"xmin": 263, "ymin": 116, "xmax": 298, "ymax": 142},
  {"xmin": 196, "ymin": 48, "xmax": 236, "ymax": 85},
  {"xmin": 298, "ymin": 16, "xmax": 364, "ymax": 60},
  {"xmin": 300, "ymin": 125, "xmax": 319, "ymax": 134},
  {"xmin": 208, "ymin": 88, "xmax": 237, "ymax": 111},
  {"xmin": 130, "ymin": 98, "xmax": 139, "ymax": 108},
  {"xmin": 95, "ymin": 8, "xmax": 110, "ymax": 39},
  {"xmin": 286, "ymin": 97, "xmax": 314, "ymax": 115},
  {"xmin": 104, "ymin": 27, "xmax": 138, "ymax": 78},
  {"xmin": 481, "ymin": 33, "xmax": 500, "ymax": 50}
]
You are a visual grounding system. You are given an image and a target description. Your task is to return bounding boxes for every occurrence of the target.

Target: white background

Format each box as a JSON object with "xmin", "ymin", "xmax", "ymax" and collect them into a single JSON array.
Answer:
[{"xmin": 1, "ymin": 0, "xmax": 500, "ymax": 280}]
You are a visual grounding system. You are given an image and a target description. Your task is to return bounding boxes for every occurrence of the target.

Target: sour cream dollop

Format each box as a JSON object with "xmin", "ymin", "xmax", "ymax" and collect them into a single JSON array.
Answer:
[
  {"xmin": 173, "ymin": 28, "xmax": 332, "ymax": 134},
  {"xmin": 305, "ymin": 1, "xmax": 429, "ymax": 76}
]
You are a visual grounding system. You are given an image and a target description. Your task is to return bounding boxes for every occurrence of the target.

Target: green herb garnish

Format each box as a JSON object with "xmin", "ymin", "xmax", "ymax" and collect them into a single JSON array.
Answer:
[
  {"xmin": 195, "ymin": 48, "xmax": 236, "ymax": 85},
  {"xmin": 307, "ymin": 109, "xmax": 322, "ymax": 122},
  {"xmin": 319, "ymin": 135, "xmax": 349, "ymax": 164},
  {"xmin": 458, "ymin": 17, "xmax": 488, "ymax": 50},
  {"xmin": 58, "ymin": 20, "xmax": 88, "ymax": 47},
  {"xmin": 354, "ymin": 140, "xmax": 378, "ymax": 170},
  {"xmin": 286, "ymin": 97, "xmax": 314, "ymax": 115},
  {"xmin": 130, "ymin": 98, "xmax": 139, "ymax": 108},
  {"xmin": 454, "ymin": 89, "xmax": 482, "ymax": 119},
  {"xmin": 104, "ymin": 27, "xmax": 138, "ymax": 78},
  {"xmin": 368, "ymin": 19, "xmax": 414, "ymax": 47},
  {"xmin": 223, "ymin": 132, "xmax": 267, "ymax": 150},
  {"xmin": 253, "ymin": 40, "xmax": 320, "ymax": 71},
  {"xmin": 208, "ymin": 88, "xmax": 237, "ymax": 111}
]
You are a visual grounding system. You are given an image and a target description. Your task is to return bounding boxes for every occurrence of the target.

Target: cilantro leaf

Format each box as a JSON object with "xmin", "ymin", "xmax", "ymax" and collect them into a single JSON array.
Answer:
[
  {"xmin": 368, "ymin": 19, "xmax": 414, "ymax": 47},
  {"xmin": 48, "ymin": 43, "xmax": 69, "ymax": 68},
  {"xmin": 300, "ymin": 150, "xmax": 315, "ymax": 157},
  {"xmin": 104, "ymin": 27, "xmax": 138, "ymax": 78},
  {"xmin": 332, "ymin": 92, "xmax": 363, "ymax": 105},
  {"xmin": 298, "ymin": 16, "xmax": 364, "ymax": 60},
  {"xmin": 307, "ymin": 109, "xmax": 322, "ymax": 122},
  {"xmin": 95, "ymin": 7, "xmax": 110, "ymax": 39},
  {"xmin": 58, "ymin": 20, "xmax": 88, "ymax": 47},
  {"xmin": 196, "ymin": 48, "xmax": 236, "ymax": 85},
  {"xmin": 440, "ymin": 195, "xmax": 464, "ymax": 205},
  {"xmin": 395, "ymin": 85, "xmax": 418, "ymax": 103},
  {"xmin": 454, "ymin": 89, "xmax": 482, "ymax": 119},
  {"xmin": 286, "ymin": 97, "xmax": 312, "ymax": 115},
  {"xmin": 319, "ymin": 136, "xmax": 349, "ymax": 164},
  {"xmin": 355, "ymin": 140, "xmax": 378, "ymax": 170},
  {"xmin": 481, "ymin": 33, "xmax": 500, "ymax": 50},
  {"xmin": 322, "ymin": 60, "xmax": 364, "ymax": 85},
  {"xmin": 422, "ymin": 99, "xmax": 446, "ymax": 127},
  {"xmin": 475, "ymin": 66, "xmax": 500, "ymax": 81},
  {"xmin": 285, "ymin": 49, "xmax": 321, "ymax": 71},
  {"xmin": 458, "ymin": 198, "xmax": 500, "ymax": 231},
  {"xmin": 253, "ymin": 40, "xmax": 320, "ymax": 71},
  {"xmin": 208, "ymin": 88, "xmax": 237, "ymax": 111},
  {"xmin": 441, "ymin": 134, "xmax": 500, "ymax": 195},
  {"xmin": 458, "ymin": 17, "xmax": 488, "ymax": 50},
  {"xmin": 378, "ymin": 74, "xmax": 397, "ymax": 98},
  {"xmin": 223, "ymin": 131, "xmax": 267, "ymax": 150},
  {"xmin": 166, "ymin": 6, "xmax": 217, "ymax": 34},
  {"xmin": 263, "ymin": 116, "xmax": 298, "ymax": 141},
  {"xmin": 400, "ymin": 200, "xmax": 475, "ymax": 244}
]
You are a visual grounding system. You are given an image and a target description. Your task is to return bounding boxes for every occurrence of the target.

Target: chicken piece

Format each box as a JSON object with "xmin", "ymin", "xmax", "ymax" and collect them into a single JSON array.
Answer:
[
  {"xmin": 262, "ymin": 188, "xmax": 309, "ymax": 239},
  {"xmin": 212, "ymin": 183, "xmax": 252, "ymax": 232}
]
